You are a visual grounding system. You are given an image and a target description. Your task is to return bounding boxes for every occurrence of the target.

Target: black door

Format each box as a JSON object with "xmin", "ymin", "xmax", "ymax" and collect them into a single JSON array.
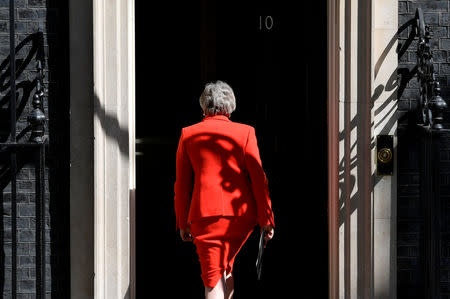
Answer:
[{"xmin": 136, "ymin": 1, "xmax": 327, "ymax": 297}]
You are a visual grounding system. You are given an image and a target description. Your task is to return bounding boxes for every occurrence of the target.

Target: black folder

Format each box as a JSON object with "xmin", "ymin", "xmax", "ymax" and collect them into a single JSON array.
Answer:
[{"xmin": 256, "ymin": 230, "xmax": 265, "ymax": 280}]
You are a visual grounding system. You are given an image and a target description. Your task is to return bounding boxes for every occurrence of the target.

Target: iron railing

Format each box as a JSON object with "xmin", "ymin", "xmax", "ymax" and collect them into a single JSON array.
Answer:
[
  {"xmin": 402, "ymin": 8, "xmax": 449, "ymax": 298},
  {"xmin": 0, "ymin": 0, "xmax": 48, "ymax": 298},
  {"xmin": 414, "ymin": 8, "xmax": 448, "ymax": 130}
]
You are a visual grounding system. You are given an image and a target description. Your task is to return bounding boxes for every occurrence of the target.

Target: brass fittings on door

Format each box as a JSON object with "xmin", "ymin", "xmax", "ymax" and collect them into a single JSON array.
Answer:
[
  {"xmin": 377, "ymin": 148, "xmax": 393, "ymax": 164},
  {"xmin": 377, "ymin": 135, "xmax": 394, "ymax": 176}
]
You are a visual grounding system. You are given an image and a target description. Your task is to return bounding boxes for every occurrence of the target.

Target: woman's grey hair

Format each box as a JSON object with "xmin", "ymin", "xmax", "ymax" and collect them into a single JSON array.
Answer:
[{"xmin": 199, "ymin": 81, "xmax": 236, "ymax": 116}]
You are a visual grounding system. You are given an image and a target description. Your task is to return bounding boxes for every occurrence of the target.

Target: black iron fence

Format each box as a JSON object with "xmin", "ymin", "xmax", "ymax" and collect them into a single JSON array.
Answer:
[
  {"xmin": 0, "ymin": 0, "xmax": 47, "ymax": 298},
  {"xmin": 399, "ymin": 7, "xmax": 450, "ymax": 298}
]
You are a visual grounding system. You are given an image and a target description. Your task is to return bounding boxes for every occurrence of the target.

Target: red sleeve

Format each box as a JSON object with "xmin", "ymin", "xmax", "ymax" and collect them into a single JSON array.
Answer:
[
  {"xmin": 244, "ymin": 127, "xmax": 275, "ymax": 228},
  {"xmin": 174, "ymin": 128, "xmax": 194, "ymax": 231}
]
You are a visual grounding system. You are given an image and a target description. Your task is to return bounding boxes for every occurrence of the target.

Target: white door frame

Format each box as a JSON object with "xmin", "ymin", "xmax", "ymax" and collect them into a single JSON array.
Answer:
[{"xmin": 69, "ymin": 0, "xmax": 136, "ymax": 298}]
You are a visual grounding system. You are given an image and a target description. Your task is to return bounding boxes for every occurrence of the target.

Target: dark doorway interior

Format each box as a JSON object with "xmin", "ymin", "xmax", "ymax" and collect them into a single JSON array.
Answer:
[{"xmin": 135, "ymin": 1, "xmax": 327, "ymax": 297}]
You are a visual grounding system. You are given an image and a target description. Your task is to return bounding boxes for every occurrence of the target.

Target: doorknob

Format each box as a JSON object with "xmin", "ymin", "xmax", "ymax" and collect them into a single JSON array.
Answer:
[{"xmin": 377, "ymin": 135, "xmax": 394, "ymax": 176}]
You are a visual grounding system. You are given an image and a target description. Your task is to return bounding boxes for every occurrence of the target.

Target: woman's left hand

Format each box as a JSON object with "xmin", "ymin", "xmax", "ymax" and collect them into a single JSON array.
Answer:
[
  {"xmin": 262, "ymin": 225, "xmax": 274, "ymax": 248},
  {"xmin": 180, "ymin": 227, "xmax": 194, "ymax": 242}
]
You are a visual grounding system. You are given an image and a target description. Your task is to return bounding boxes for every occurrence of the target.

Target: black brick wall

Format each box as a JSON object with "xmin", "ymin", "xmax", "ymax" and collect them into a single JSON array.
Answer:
[
  {"xmin": 0, "ymin": 0, "xmax": 69, "ymax": 298},
  {"xmin": 398, "ymin": 1, "xmax": 450, "ymax": 298}
]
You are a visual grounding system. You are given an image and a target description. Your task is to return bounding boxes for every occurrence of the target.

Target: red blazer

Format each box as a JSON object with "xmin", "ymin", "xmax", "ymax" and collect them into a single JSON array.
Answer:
[{"xmin": 174, "ymin": 114, "xmax": 275, "ymax": 230}]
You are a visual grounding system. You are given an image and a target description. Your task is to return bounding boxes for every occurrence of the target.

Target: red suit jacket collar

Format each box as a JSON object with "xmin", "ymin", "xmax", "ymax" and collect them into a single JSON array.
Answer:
[{"xmin": 202, "ymin": 115, "xmax": 231, "ymax": 122}]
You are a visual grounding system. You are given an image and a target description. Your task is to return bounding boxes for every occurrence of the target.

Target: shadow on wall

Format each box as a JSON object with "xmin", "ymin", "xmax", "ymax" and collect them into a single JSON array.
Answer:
[
  {"xmin": 93, "ymin": 93, "xmax": 130, "ymax": 157},
  {"xmin": 338, "ymin": 11, "xmax": 417, "ymax": 225}
]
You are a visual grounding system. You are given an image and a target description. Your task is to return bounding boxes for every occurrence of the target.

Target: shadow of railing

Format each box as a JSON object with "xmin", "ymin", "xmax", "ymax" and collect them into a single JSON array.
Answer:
[{"xmin": 338, "ymin": 8, "xmax": 418, "ymax": 226}]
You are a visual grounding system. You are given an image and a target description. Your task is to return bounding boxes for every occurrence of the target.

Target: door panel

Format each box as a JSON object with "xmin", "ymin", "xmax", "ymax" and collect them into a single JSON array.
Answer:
[{"xmin": 136, "ymin": 1, "xmax": 327, "ymax": 297}]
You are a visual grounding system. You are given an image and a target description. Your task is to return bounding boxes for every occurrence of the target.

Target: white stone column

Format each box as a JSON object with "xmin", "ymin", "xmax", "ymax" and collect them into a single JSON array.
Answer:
[
  {"xmin": 338, "ymin": 0, "xmax": 373, "ymax": 297},
  {"xmin": 372, "ymin": 0, "xmax": 398, "ymax": 297},
  {"xmin": 93, "ymin": 0, "xmax": 135, "ymax": 298}
]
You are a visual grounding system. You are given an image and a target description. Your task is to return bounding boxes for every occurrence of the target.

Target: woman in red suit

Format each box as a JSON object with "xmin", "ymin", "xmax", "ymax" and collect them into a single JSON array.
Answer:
[{"xmin": 174, "ymin": 81, "xmax": 275, "ymax": 299}]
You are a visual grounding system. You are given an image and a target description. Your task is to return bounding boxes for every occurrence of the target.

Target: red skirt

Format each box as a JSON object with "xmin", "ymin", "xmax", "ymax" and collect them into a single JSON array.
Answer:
[{"xmin": 190, "ymin": 216, "xmax": 256, "ymax": 288}]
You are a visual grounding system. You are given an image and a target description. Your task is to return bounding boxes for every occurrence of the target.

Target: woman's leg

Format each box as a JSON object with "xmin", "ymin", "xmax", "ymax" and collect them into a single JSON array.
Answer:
[
  {"xmin": 204, "ymin": 270, "xmax": 235, "ymax": 299},
  {"xmin": 205, "ymin": 274, "xmax": 226, "ymax": 299},
  {"xmin": 225, "ymin": 271, "xmax": 234, "ymax": 299}
]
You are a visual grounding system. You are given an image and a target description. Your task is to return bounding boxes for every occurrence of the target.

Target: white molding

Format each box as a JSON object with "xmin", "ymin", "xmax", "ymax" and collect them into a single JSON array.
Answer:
[
  {"xmin": 337, "ymin": 0, "xmax": 397, "ymax": 298},
  {"xmin": 93, "ymin": 0, "xmax": 135, "ymax": 298}
]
